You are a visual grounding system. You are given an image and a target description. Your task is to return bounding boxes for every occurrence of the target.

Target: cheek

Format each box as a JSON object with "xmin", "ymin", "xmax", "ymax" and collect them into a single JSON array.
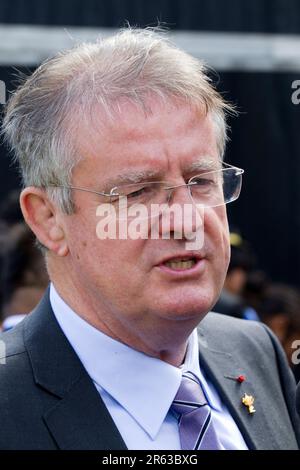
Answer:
[
  {"xmin": 66, "ymin": 205, "xmax": 147, "ymax": 268},
  {"xmin": 78, "ymin": 237, "xmax": 146, "ymax": 281},
  {"xmin": 204, "ymin": 207, "xmax": 230, "ymax": 264}
]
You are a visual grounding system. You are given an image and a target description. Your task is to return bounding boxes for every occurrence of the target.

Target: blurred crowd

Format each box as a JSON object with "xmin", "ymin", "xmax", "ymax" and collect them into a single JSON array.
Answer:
[
  {"xmin": 0, "ymin": 190, "xmax": 299, "ymax": 382},
  {"xmin": 0, "ymin": 190, "xmax": 49, "ymax": 331},
  {"xmin": 214, "ymin": 230, "xmax": 300, "ymax": 383}
]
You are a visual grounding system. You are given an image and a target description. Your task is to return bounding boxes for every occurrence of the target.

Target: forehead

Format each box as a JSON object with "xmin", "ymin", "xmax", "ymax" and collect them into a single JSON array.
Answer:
[{"xmin": 74, "ymin": 98, "xmax": 219, "ymax": 184}]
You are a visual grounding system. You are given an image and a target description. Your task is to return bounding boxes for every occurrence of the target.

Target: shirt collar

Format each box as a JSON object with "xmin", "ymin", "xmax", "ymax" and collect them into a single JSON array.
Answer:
[{"xmin": 50, "ymin": 283, "xmax": 221, "ymax": 440}]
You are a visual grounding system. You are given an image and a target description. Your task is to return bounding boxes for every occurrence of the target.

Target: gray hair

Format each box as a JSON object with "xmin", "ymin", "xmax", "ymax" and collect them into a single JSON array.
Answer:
[{"xmin": 2, "ymin": 27, "xmax": 235, "ymax": 214}]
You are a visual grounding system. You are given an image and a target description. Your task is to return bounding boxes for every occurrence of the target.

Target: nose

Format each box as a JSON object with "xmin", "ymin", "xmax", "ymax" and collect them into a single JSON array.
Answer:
[{"xmin": 157, "ymin": 184, "xmax": 204, "ymax": 243}]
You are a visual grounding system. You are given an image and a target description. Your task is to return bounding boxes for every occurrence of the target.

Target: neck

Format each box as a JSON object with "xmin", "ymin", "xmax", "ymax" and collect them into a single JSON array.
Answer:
[{"xmin": 48, "ymin": 259, "xmax": 193, "ymax": 367}]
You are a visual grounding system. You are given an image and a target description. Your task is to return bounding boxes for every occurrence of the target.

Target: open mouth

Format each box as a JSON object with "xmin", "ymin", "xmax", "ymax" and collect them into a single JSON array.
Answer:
[
  {"xmin": 156, "ymin": 252, "xmax": 205, "ymax": 277},
  {"xmin": 163, "ymin": 258, "xmax": 197, "ymax": 270}
]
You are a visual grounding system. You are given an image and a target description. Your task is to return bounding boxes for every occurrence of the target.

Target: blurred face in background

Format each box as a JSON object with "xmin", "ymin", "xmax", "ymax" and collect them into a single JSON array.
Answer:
[
  {"xmin": 224, "ymin": 268, "xmax": 247, "ymax": 296},
  {"xmin": 258, "ymin": 285, "xmax": 300, "ymax": 365},
  {"xmin": 1, "ymin": 222, "xmax": 49, "ymax": 321}
]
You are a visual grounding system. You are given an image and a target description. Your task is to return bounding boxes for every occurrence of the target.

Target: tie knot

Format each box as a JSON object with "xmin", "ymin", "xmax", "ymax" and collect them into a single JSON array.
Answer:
[{"xmin": 172, "ymin": 372, "xmax": 207, "ymax": 416}]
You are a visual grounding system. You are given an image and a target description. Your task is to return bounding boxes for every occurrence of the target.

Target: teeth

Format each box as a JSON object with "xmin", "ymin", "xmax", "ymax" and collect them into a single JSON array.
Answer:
[{"xmin": 164, "ymin": 259, "xmax": 196, "ymax": 270}]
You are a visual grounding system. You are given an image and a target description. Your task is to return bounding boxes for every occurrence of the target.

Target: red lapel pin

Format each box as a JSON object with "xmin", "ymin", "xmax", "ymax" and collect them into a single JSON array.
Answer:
[{"xmin": 224, "ymin": 374, "xmax": 246, "ymax": 383}]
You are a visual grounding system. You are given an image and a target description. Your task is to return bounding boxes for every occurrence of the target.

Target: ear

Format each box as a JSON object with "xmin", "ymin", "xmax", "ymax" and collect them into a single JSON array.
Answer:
[{"xmin": 20, "ymin": 187, "xmax": 69, "ymax": 257}]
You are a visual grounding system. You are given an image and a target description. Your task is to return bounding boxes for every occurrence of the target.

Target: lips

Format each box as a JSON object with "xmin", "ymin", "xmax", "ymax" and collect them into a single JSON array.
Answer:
[
  {"xmin": 163, "ymin": 258, "xmax": 197, "ymax": 270},
  {"xmin": 157, "ymin": 252, "xmax": 204, "ymax": 272}
]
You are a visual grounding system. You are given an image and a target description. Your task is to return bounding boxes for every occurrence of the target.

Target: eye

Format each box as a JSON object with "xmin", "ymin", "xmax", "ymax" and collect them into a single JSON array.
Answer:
[
  {"xmin": 127, "ymin": 187, "xmax": 148, "ymax": 199},
  {"xmin": 126, "ymin": 183, "xmax": 159, "ymax": 200},
  {"xmin": 192, "ymin": 177, "xmax": 215, "ymax": 186},
  {"xmin": 110, "ymin": 184, "xmax": 157, "ymax": 203}
]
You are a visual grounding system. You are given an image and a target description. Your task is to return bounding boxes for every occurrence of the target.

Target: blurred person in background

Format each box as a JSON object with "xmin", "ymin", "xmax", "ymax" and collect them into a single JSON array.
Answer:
[
  {"xmin": 0, "ymin": 190, "xmax": 23, "ymax": 313},
  {"xmin": 258, "ymin": 284, "xmax": 300, "ymax": 383},
  {"xmin": 0, "ymin": 190, "xmax": 48, "ymax": 330},
  {"xmin": 0, "ymin": 222, "xmax": 48, "ymax": 331},
  {"xmin": 0, "ymin": 189, "xmax": 23, "ymax": 226},
  {"xmin": 214, "ymin": 231, "xmax": 259, "ymax": 320},
  {"xmin": 243, "ymin": 269, "xmax": 270, "ymax": 315}
]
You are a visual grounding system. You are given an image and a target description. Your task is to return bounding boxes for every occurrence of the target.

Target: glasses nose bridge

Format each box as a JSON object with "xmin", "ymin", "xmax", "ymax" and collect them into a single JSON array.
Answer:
[{"xmin": 164, "ymin": 181, "xmax": 194, "ymax": 205}]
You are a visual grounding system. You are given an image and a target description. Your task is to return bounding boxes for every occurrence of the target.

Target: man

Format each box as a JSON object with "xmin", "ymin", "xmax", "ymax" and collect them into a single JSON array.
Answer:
[{"xmin": 0, "ymin": 28, "xmax": 299, "ymax": 450}]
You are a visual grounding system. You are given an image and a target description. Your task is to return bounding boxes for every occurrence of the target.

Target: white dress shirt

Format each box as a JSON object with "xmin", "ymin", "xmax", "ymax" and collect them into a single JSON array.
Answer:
[{"xmin": 50, "ymin": 283, "xmax": 248, "ymax": 450}]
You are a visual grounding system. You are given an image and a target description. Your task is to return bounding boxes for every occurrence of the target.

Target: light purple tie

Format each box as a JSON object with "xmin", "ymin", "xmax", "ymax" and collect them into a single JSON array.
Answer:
[{"xmin": 171, "ymin": 371, "xmax": 223, "ymax": 450}]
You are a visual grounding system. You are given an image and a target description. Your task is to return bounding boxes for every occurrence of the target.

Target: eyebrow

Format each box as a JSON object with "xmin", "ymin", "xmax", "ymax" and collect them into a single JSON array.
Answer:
[
  {"xmin": 102, "ymin": 157, "xmax": 220, "ymax": 189},
  {"xmin": 184, "ymin": 157, "xmax": 221, "ymax": 174},
  {"xmin": 103, "ymin": 169, "xmax": 162, "ymax": 189}
]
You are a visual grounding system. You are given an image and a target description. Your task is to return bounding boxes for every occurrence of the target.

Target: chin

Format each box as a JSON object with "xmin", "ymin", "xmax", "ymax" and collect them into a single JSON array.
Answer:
[{"xmin": 155, "ymin": 290, "xmax": 216, "ymax": 322}]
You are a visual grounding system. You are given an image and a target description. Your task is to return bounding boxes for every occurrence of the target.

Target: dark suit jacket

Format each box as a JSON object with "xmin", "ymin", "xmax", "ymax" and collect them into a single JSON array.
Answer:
[
  {"xmin": 0, "ymin": 289, "xmax": 299, "ymax": 450},
  {"xmin": 297, "ymin": 382, "xmax": 300, "ymax": 416}
]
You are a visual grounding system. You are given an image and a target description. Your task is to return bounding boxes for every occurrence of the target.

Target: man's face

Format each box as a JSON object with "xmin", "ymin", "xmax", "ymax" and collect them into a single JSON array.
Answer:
[{"xmin": 61, "ymin": 99, "xmax": 230, "ymax": 336}]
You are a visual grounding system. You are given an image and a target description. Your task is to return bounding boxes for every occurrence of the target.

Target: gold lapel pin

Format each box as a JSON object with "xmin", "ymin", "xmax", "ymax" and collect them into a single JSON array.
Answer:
[{"xmin": 242, "ymin": 393, "xmax": 256, "ymax": 414}]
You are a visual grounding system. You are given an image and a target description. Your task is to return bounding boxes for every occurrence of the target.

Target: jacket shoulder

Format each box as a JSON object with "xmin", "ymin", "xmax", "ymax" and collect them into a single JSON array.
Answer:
[
  {"xmin": 200, "ymin": 311, "xmax": 274, "ymax": 352},
  {"xmin": 0, "ymin": 315, "xmax": 58, "ymax": 449},
  {"xmin": 0, "ymin": 318, "xmax": 32, "ymax": 394},
  {"xmin": 0, "ymin": 318, "xmax": 27, "ymax": 360}
]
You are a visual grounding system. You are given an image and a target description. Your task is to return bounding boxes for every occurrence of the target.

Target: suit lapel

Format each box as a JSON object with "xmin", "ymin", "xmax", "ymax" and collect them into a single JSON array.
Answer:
[
  {"xmin": 43, "ymin": 373, "xmax": 127, "ymax": 450},
  {"xmin": 24, "ymin": 289, "xmax": 127, "ymax": 450},
  {"xmin": 197, "ymin": 325, "xmax": 279, "ymax": 450}
]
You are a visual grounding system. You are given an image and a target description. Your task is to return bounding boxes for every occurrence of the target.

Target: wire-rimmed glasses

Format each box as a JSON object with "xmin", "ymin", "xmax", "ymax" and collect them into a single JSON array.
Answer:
[{"xmin": 48, "ymin": 162, "xmax": 244, "ymax": 220}]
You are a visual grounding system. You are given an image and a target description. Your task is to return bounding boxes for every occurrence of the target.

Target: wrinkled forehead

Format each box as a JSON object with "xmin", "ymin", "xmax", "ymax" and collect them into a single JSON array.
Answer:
[
  {"xmin": 73, "ymin": 97, "xmax": 219, "ymax": 183},
  {"xmin": 77, "ymin": 96, "xmax": 214, "ymax": 148}
]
